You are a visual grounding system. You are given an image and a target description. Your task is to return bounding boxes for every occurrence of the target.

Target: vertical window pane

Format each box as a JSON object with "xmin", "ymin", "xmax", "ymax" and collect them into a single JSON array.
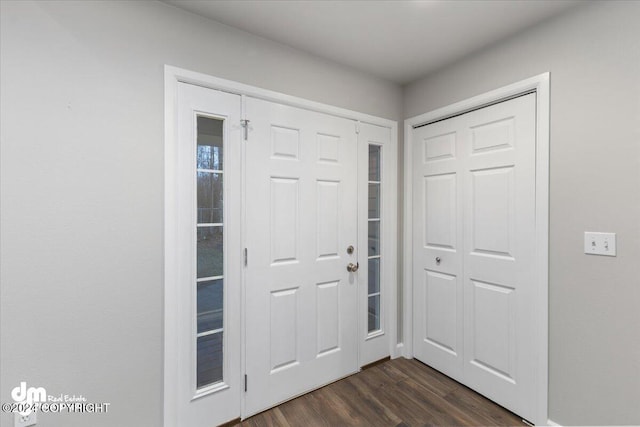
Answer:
[
  {"xmin": 368, "ymin": 258, "xmax": 380, "ymax": 295},
  {"xmin": 368, "ymin": 145, "xmax": 381, "ymax": 181},
  {"xmin": 367, "ymin": 144, "xmax": 382, "ymax": 335},
  {"xmin": 368, "ymin": 183, "xmax": 380, "ymax": 219},
  {"xmin": 197, "ymin": 117, "xmax": 223, "ymax": 170},
  {"xmin": 368, "ymin": 295, "xmax": 380, "ymax": 332},
  {"xmin": 197, "ymin": 227, "xmax": 224, "ymax": 278},
  {"xmin": 197, "ymin": 279, "xmax": 224, "ymax": 333},
  {"xmin": 368, "ymin": 221, "xmax": 380, "ymax": 256},
  {"xmin": 195, "ymin": 116, "xmax": 225, "ymax": 390},
  {"xmin": 197, "ymin": 172, "xmax": 223, "ymax": 223},
  {"xmin": 197, "ymin": 332, "xmax": 223, "ymax": 388}
]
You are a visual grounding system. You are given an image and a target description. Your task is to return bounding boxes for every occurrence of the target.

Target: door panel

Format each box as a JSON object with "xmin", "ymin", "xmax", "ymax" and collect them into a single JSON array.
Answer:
[
  {"xmin": 413, "ymin": 93, "xmax": 537, "ymax": 421},
  {"xmin": 469, "ymin": 280, "xmax": 516, "ymax": 381},
  {"xmin": 317, "ymin": 180, "xmax": 340, "ymax": 258},
  {"xmin": 358, "ymin": 123, "xmax": 393, "ymax": 365},
  {"xmin": 424, "ymin": 173, "xmax": 457, "ymax": 250},
  {"xmin": 175, "ymin": 83, "xmax": 242, "ymax": 427},
  {"xmin": 316, "ymin": 281, "xmax": 340, "ymax": 355},
  {"xmin": 424, "ymin": 270, "xmax": 458, "ymax": 354},
  {"xmin": 244, "ymin": 97, "xmax": 358, "ymax": 416},
  {"xmin": 463, "ymin": 94, "xmax": 536, "ymax": 419},
  {"xmin": 413, "ymin": 117, "xmax": 465, "ymax": 381},
  {"xmin": 270, "ymin": 177, "xmax": 299, "ymax": 263}
]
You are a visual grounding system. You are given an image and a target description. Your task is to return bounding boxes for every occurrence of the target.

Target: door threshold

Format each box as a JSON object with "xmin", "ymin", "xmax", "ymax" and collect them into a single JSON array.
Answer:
[
  {"xmin": 361, "ymin": 356, "xmax": 391, "ymax": 370},
  {"xmin": 242, "ymin": 369, "xmax": 359, "ymax": 421}
]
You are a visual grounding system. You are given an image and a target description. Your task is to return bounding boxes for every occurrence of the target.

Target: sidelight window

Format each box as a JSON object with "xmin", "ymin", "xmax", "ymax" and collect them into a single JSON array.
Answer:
[
  {"xmin": 367, "ymin": 144, "xmax": 382, "ymax": 333},
  {"xmin": 195, "ymin": 116, "xmax": 224, "ymax": 389}
]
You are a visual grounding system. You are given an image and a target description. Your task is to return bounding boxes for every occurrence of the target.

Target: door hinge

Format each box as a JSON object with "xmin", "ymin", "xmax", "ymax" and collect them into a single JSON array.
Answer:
[
  {"xmin": 244, "ymin": 248, "xmax": 248, "ymax": 266},
  {"xmin": 355, "ymin": 121, "xmax": 360, "ymax": 134},
  {"xmin": 244, "ymin": 374, "xmax": 248, "ymax": 392},
  {"xmin": 240, "ymin": 119, "xmax": 250, "ymax": 141}
]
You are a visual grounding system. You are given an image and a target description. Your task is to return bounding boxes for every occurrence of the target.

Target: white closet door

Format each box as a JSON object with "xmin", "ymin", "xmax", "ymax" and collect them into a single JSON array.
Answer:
[
  {"xmin": 412, "ymin": 113, "xmax": 465, "ymax": 380},
  {"xmin": 462, "ymin": 94, "xmax": 536, "ymax": 420},
  {"xmin": 244, "ymin": 97, "xmax": 359, "ymax": 417},
  {"xmin": 413, "ymin": 93, "xmax": 538, "ymax": 421}
]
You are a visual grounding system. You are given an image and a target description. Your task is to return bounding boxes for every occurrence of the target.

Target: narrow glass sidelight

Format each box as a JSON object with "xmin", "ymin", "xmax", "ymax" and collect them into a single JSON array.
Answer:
[
  {"xmin": 367, "ymin": 145, "xmax": 382, "ymax": 333},
  {"xmin": 196, "ymin": 116, "xmax": 224, "ymax": 389}
]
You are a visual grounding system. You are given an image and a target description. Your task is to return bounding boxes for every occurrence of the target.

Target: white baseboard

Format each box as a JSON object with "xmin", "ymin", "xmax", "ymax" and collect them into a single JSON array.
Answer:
[
  {"xmin": 547, "ymin": 419, "xmax": 562, "ymax": 426},
  {"xmin": 392, "ymin": 342, "xmax": 404, "ymax": 358}
]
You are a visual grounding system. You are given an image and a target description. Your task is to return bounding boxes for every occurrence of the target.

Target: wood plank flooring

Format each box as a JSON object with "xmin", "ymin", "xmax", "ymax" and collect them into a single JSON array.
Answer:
[{"xmin": 235, "ymin": 358, "xmax": 526, "ymax": 427}]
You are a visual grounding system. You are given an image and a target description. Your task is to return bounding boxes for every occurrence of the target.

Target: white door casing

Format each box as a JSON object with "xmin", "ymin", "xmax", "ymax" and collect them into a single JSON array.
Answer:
[
  {"xmin": 244, "ymin": 97, "xmax": 359, "ymax": 416},
  {"xmin": 411, "ymin": 93, "xmax": 540, "ymax": 422},
  {"xmin": 170, "ymin": 83, "xmax": 242, "ymax": 427}
]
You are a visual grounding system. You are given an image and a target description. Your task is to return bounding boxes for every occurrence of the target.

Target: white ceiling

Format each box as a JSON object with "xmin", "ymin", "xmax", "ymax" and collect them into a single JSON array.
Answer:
[{"xmin": 165, "ymin": 0, "xmax": 581, "ymax": 84}]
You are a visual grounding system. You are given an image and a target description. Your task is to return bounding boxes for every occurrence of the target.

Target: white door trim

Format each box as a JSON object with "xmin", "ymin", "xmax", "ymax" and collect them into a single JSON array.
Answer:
[
  {"xmin": 165, "ymin": 66, "xmax": 397, "ymax": 129},
  {"xmin": 165, "ymin": 65, "xmax": 398, "ymax": 426},
  {"xmin": 402, "ymin": 73, "xmax": 549, "ymax": 425}
]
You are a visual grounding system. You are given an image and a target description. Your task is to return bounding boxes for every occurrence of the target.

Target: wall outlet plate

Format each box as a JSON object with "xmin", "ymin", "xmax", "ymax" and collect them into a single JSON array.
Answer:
[
  {"xmin": 584, "ymin": 232, "xmax": 616, "ymax": 256},
  {"xmin": 14, "ymin": 411, "xmax": 37, "ymax": 427}
]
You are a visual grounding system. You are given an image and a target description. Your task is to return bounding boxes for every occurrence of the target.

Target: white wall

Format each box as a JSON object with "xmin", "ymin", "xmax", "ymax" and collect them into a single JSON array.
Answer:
[
  {"xmin": 404, "ymin": 2, "xmax": 640, "ymax": 425},
  {"xmin": 3, "ymin": 1, "xmax": 639, "ymax": 426},
  {"xmin": 0, "ymin": 2, "xmax": 402, "ymax": 426}
]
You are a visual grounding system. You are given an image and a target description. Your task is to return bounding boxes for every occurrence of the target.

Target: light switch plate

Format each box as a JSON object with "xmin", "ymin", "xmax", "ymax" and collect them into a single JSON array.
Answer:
[
  {"xmin": 584, "ymin": 232, "xmax": 616, "ymax": 256},
  {"xmin": 14, "ymin": 411, "xmax": 37, "ymax": 427}
]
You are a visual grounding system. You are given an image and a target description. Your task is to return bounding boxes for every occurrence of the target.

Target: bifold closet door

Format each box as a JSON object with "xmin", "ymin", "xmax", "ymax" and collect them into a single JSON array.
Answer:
[
  {"xmin": 413, "ymin": 93, "xmax": 537, "ymax": 421},
  {"xmin": 244, "ymin": 97, "xmax": 359, "ymax": 417}
]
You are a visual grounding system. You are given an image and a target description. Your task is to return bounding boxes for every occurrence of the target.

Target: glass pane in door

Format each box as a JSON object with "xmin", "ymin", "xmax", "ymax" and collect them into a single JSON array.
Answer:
[
  {"xmin": 196, "ymin": 116, "xmax": 225, "ymax": 389},
  {"xmin": 197, "ymin": 279, "xmax": 224, "ymax": 333},
  {"xmin": 367, "ymin": 145, "xmax": 382, "ymax": 333},
  {"xmin": 197, "ymin": 226, "xmax": 224, "ymax": 278},
  {"xmin": 197, "ymin": 172, "xmax": 223, "ymax": 224},
  {"xmin": 197, "ymin": 332, "xmax": 223, "ymax": 388}
]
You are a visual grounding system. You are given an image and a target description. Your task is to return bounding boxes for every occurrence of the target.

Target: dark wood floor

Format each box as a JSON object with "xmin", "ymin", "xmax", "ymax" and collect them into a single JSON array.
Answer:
[{"xmin": 235, "ymin": 358, "xmax": 526, "ymax": 427}]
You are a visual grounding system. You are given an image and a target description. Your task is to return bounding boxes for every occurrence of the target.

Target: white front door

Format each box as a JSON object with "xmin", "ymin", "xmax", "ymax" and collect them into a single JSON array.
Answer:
[
  {"xmin": 412, "ymin": 93, "xmax": 537, "ymax": 421},
  {"xmin": 244, "ymin": 97, "xmax": 359, "ymax": 416},
  {"xmin": 173, "ymin": 83, "xmax": 242, "ymax": 426}
]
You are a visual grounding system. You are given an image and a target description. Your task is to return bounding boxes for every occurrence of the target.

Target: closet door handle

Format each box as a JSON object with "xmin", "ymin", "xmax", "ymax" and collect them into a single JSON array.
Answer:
[{"xmin": 435, "ymin": 257, "xmax": 441, "ymax": 265}]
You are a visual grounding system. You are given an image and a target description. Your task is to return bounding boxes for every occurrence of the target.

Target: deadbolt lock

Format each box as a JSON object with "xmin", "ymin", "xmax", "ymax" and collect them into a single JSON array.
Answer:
[{"xmin": 346, "ymin": 245, "xmax": 354, "ymax": 255}]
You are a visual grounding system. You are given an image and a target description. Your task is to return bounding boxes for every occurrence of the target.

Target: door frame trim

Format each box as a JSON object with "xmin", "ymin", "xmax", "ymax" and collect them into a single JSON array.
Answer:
[
  {"xmin": 402, "ymin": 73, "xmax": 550, "ymax": 426},
  {"xmin": 164, "ymin": 65, "xmax": 398, "ymax": 426}
]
